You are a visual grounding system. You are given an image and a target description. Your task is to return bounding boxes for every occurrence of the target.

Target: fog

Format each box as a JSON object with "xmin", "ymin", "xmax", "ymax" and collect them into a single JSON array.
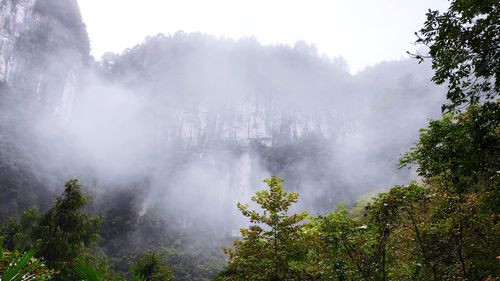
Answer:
[
  {"xmin": 6, "ymin": 31, "xmax": 442, "ymax": 236},
  {"xmin": 0, "ymin": 2, "xmax": 459, "ymax": 279},
  {"xmin": 0, "ymin": 0, "xmax": 445, "ymax": 237}
]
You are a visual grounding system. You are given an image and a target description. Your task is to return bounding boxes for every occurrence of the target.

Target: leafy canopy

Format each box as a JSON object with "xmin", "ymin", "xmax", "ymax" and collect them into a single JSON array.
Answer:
[
  {"xmin": 131, "ymin": 252, "xmax": 173, "ymax": 281},
  {"xmin": 1, "ymin": 179, "xmax": 102, "ymax": 281},
  {"xmin": 413, "ymin": 0, "xmax": 499, "ymax": 111},
  {"xmin": 221, "ymin": 176, "xmax": 309, "ymax": 281}
]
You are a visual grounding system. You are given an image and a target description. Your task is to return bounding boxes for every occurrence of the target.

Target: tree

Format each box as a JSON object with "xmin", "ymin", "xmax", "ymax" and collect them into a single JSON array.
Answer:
[
  {"xmin": 400, "ymin": 103, "xmax": 500, "ymax": 279},
  {"xmin": 364, "ymin": 184, "xmax": 435, "ymax": 280},
  {"xmin": 34, "ymin": 179, "xmax": 102, "ymax": 280},
  {"xmin": 1, "ymin": 179, "xmax": 102, "ymax": 280},
  {"xmin": 311, "ymin": 185, "xmax": 431, "ymax": 281},
  {"xmin": 400, "ymin": 102, "xmax": 499, "ymax": 194},
  {"xmin": 220, "ymin": 176, "xmax": 309, "ymax": 281},
  {"xmin": 131, "ymin": 252, "xmax": 173, "ymax": 281},
  {"xmin": 412, "ymin": 0, "xmax": 499, "ymax": 111},
  {"xmin": 409, "ymin": 3, "xmax": 500, "ymax": 275},
  {"xmin": 313, "ymin": 206, "xmax": 372, "ymax": 281}
]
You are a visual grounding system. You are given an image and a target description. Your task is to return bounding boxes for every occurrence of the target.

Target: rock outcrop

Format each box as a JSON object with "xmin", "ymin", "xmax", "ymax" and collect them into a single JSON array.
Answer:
[
  {"xmin": 0, "ymin": 0, "xmax": 90, "ymax": 219},
  {"xmin": 0, "ymin": 0, "xmax": 89, "ymax": 118}
]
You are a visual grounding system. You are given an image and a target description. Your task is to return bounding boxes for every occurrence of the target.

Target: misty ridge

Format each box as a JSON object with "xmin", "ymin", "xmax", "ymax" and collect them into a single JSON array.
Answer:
[
  {"xmin": 0, "ymin": 0, "xmax": 446, "ymax": 271},
  {"xmin": 7, "ymin": 27, "xmax": 445, "ymax": 230},
  {"xmin": 2, "ymin": 1, "xmax": 499, "ymax": 280},
  {"xmin": 1, "ymin": 0, "xmax": 446, "ymax": 213}
]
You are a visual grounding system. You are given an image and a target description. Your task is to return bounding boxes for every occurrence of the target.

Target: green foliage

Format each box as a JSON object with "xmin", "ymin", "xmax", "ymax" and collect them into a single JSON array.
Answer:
[
  {"xmin": 398, "ymin": 103, "xmax": 500, "ymax": 279},
  {"xmin": 221, "ymin": 176, "xmax": 309, "ymax": 281},
  {"xmin": 1, "ymin": 179, "xmax": 102, "ymax": 280},
  {"xmin": 131, "ymin": 252, "xmax": 173, "ymax": 281},
  {"xmin": 313, "ymin": 207, "xmax": 371, "ymax": 280},
  {"xmin": 365, "ymin": 184, "xmax": 430, "ymax": 280},
  {"xmin": 35, "ymin": 179, "xmax": 102, "ymax": 280},
  {"xmin": 401, "ymin": 102, "xmax": 500, "ymax": 192},
  {"xmin": 74, "ymin": 258, "xmax": 145, "ymax": 281},
  {"xmin": 1, "ymin": 208, "xmax": 42, "ymax": 251},
  {"xmin": 404, "ymin": 1, "xmax": 500, "ymax": 276},
  {"xmin": 300, "ymin": 103, "xmax": 499, "ymax": 280},
  {"xmin": 160, "ymin": 241, "xmax": 226, "ymax": 281},
  {"xmin": 0, "ymin": 240, "xmax": 54, "ymax": 281},
  {"xmin": 74, "ymin": 259, "xmax": 104, "ymax": 281},
  {"xmin": 81, "ymin": 249, "xmax": 125, "ymax": 281},
  {"xmin": 302, "ymin": 185, "xmax": 430, "ymax": 281},
  {"xmin": 413, "ymin": 0, "xmax": 499, "ymax": 111},
  {"xmin": 219, "ymin": 110, "xmax": 499, "ymax": 280}
]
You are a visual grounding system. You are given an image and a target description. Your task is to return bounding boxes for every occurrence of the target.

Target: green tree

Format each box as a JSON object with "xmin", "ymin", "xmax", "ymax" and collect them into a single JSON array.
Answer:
[
  {"xmin": 311, "ymin": 185, "xmax": 430, "ymax": 281},
  {"xmin": 400, "ymin": 103, "xmax": 500, "ymax": 279},
  {"xmin": 220, "ymin": 176, "xmax": 309, "ymax": 281},
  {"xmin": 131, "ymin": 252, "xmax": 173, "ymax": 281},
  {"xmin": 408, "ymin": 1, "xmax": 500, "ymax": 277},
  {"xmin": 413, "ymin": 0, "xmax": 499, "ymax": 111},
  {"xmin": 400, "ymin": 103, "xmax": 499, "ymax": 195},
  {"xmin": 364, "ymin": 184, "xmax": 432, "ymax": 280},
  {"xmin": 313, "ymin": 207, "xmax": 371, "ymax": 281},
  {"xmin": 34, "ymin": 179, "xmax": 102, "ymax": 280},
  {"xmin": 1, "ymin": 208, "xmax": 42, "ymax": 251},
  {"xmin": 1, "ymin": 179, "xmax": 102, "ymax": 280}
]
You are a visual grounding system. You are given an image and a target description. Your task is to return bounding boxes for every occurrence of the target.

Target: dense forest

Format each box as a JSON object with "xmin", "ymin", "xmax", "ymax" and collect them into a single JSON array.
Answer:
[{"xmin": 0, "ymin": 0, "xmax": 499, "ymax": 280}]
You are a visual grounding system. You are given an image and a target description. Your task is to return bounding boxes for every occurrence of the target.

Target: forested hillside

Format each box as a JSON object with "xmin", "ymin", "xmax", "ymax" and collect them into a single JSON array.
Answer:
[{"xmin": 0, "ymin": 0, "xmax": 498, "ymax": 280}]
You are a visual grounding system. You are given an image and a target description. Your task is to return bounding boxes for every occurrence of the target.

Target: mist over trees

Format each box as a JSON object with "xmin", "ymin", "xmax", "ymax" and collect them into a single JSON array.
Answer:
[
  {"xmin": 74, "ymin": 32, "xmax": 445, "ymax": 213},
  {"xmin": 1, "ymin": 0, "xmax": 498, "ymax": 280},
  {"xmin": 217, "ymin": 1, "xmax": 500, "ymax": 279}
]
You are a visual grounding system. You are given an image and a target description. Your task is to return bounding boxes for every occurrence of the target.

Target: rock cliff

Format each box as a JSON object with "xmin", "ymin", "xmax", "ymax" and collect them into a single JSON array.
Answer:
[{"xmin": 0, "ymin": 0, "xmax": 89, "ymax": 118}]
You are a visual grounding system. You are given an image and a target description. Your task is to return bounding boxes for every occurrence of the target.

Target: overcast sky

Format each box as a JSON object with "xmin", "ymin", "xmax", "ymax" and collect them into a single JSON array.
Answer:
[{"xmin": 77, "ymin": 0, "xmax": 449, "ymax": 73}]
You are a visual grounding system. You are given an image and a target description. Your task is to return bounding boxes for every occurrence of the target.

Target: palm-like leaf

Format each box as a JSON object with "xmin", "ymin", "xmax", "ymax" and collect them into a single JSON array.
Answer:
[
  {"xmin": 0, "ymin": 241, "xmax": 51, "ymax": 281},
  {"xmin": 74, "ymin": 259, "xmax": 103, "ymax": 281}
]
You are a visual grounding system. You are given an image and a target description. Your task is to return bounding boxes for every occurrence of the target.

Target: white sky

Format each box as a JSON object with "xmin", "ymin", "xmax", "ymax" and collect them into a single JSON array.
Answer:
[{"xmin": 77, "ymin": 0, "xmax": 449, "ymax": 73}]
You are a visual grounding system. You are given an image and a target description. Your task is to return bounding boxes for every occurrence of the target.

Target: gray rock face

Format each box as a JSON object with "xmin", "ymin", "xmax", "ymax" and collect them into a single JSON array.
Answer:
[
  {"xmin": 0, "ymin": 0, "xmax": 36, "ymax": 84},
  {"xmin": 0, "ymin": 0, "xmax": 89, "ymax": 117},
  {"xmin": 0, "ymin": 0, "xmax": 90, "ymax": 219}
]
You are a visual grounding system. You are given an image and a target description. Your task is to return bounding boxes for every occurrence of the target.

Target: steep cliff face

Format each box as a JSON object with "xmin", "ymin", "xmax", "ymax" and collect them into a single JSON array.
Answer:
[
  {"xmin": 72, "ymin": 34, "xmax": 444, "ymax": 220},
  {"xmin": 0, "ymin": 0, "xmax": 89, "ymax": 117},
  {"xmin": 94, "ymin": 34, "xmax": 357, "ymax": 147},
  {"xmin": 0, "ymin": 0, "xmax": 90, "ymax": 219},
  {"xmin": 0, "ymin": 0, "xmax": 36, "ymax": 84}
]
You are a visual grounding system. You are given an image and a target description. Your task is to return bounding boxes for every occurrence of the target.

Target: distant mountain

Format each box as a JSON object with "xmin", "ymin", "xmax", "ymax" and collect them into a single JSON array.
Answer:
[
  {"xmin": 79, "ymin": 33, "xmax": 443, "ymax": 214},
  {"xmin": 0, "ymin": 2, "xmax": 445, "ymax": 279}
]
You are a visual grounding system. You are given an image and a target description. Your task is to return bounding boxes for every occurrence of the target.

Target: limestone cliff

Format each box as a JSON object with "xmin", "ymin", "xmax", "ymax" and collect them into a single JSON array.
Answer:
[
  {"xmin": 0, "ymin": 0, "xmax": 90, "ymax": 218},
  {"xmin": 0, "ymin": 0, "xmax": 89, "ymax": 118}
]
